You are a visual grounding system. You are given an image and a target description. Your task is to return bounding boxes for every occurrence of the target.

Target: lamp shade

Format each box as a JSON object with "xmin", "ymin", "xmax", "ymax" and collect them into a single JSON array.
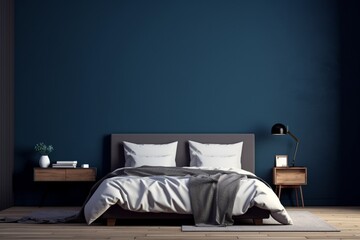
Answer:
[
  {"xmin": 271, "ymin": 123, "xmax": 287, "ymax": 135},
  {"xmin": 271, "ymin": 123, "xmax": 300, "ymax": 167}
]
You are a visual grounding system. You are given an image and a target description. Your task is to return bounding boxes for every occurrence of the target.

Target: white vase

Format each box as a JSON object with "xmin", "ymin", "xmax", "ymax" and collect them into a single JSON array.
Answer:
[{"xmin": 39, "ymin": 155, "xmax": 50, "ymax": 168}]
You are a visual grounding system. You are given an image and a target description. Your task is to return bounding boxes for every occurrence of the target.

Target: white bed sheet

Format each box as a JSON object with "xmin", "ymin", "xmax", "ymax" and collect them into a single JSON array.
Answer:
[{"xmin": 84, "ymin": 167, "xmax": 292, "ymax": 225}]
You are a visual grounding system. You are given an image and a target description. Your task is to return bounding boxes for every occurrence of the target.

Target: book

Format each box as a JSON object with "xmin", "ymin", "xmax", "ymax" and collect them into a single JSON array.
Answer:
[
  {"xmin": 56, "ymin": 161, "xmax": 78, "ymax": 164},
  {"xmin": 52, "ymin": 164, "xmax": 77, "ymax": 168},
  {"xmin": 53, "ymin": 163, "xmax": 77, "ymax": 166},
  {"xmin": 52, "ymin": 161, "xmax": 77, "ymax": 168}
]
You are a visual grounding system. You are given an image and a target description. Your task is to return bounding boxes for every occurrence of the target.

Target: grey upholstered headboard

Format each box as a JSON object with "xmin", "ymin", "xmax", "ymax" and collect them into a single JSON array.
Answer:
[{"xmin": 110, "ymin": 134, "xmax": 255, "ymax": 173}]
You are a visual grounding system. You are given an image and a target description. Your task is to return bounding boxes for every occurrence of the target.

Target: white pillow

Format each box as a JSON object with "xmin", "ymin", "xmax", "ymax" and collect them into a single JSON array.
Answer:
[
  {"xmin": 189, "ymin": 140, "xmax": 243, "ymax": 168},
  {"xmin": 126, "ymin": 154, "xmax": 175, "ymax": 167},
  {"xmin": 193, "ymin": 154, "xmax": 240, "ymax": 168},
  {"xmin": 123, "ymin": 141, "xmax": 178, "ymax": 167}
]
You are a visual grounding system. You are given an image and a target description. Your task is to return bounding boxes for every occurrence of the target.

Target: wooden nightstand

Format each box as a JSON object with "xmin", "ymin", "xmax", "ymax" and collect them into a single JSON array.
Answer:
[
  {"xmin": 34, "ymin": 168, "xmax": 97, "ymax": 206},
  {"xmin": 273, "ymin": 167, "xmax": 307, "ymax": 207},
  {"xmin": 34, "ymin": 168, "xmax": 97, "ymax": 182}
]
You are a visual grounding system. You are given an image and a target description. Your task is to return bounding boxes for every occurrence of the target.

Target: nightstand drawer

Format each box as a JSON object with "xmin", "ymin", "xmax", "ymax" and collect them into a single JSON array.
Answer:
[
  {"xmin": 273, "ymin": 167, "xmax": 307, "ymax": 185},
  {"xmin": 66, "ymin": 168, "xmax": 96, "ymax": 181},
  {"xmin": 34, "ymin": 169, "xmax": 66, "ymax": 181},
  {"xmin": 34, "ymin": 168, "xmax": 96, "ymax": 182}
]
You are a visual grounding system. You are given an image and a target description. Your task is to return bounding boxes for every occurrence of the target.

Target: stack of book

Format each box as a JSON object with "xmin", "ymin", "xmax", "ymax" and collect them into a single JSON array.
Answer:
[{"xmin": 52, "ymin": 161, "xmax": 78, "ymax": 168}]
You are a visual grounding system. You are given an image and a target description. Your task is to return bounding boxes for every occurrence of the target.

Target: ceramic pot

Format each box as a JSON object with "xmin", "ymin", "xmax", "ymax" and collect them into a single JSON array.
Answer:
[{"xmin": 39, "ymin": 155, "xmax": 50, "ymax": 168}]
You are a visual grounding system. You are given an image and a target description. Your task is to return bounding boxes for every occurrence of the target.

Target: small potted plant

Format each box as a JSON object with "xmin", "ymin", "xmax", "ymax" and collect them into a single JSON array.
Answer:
[{"xmin": 34, "ymin": 142, "xmax": 54, "ymax": 168}]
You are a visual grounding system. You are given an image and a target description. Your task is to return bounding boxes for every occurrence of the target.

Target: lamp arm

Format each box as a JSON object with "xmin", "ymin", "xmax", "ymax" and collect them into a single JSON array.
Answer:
[
  {"xmin": 287, "ymin": 131, "xmax": 299, "ymax": 142},
  {"xmin": 287, "ymin": 131, "xmax": 299, "ymax": 167}
]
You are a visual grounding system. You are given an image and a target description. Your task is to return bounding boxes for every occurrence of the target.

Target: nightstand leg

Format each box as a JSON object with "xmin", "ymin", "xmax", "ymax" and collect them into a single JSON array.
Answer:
[
  {"xmin": 278, "ymin": 185, "xmax": 282, "ymax": 199},
  {"xmin": 300, "ymin": 186, "xmax": 304, "ymax": 207},
  {"xmin": 295, "ymin": 187, "xmax": 299, "ymax": 207}
]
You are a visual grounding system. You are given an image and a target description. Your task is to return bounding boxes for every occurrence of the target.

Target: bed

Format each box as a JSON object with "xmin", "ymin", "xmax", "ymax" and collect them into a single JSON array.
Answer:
[{"xmin": 83, "ymin": 134, "xmax": 292, "ymax": 226}]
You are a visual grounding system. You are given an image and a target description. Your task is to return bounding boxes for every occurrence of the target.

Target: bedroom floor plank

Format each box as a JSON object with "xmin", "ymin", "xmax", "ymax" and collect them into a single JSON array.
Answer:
[
  {"xmin": 234, "ymin": 238, "xmax": 307, "ymax": 240},
  {"xmin": 1, "ymin": 207, "xmax": 360, "ymax": 240},
  {"xmin": 136, "ymin": 237, "xmax": 239, "ymax": 240}
]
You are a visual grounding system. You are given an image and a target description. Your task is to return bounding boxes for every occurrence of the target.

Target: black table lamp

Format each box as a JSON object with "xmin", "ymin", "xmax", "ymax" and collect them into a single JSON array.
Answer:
[{"xmin": 271, "ymin": 123, "xmax": 299, "ymax": 167}]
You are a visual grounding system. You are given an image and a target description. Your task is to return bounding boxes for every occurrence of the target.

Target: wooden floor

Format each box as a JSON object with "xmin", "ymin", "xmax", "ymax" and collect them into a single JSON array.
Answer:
[{"xmin": 0, "ymin": 207, "xmax": 360, "ymax": 240}]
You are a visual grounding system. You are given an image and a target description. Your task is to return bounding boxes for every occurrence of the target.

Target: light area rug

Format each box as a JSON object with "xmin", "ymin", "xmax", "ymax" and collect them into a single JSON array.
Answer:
[
  {"xmin": 182, "ymin": 211, "xmax": 339, "ymax": 232},
  {"xmin": 0, "ymin": 210, "xmax": 79, "ymax": 223}
]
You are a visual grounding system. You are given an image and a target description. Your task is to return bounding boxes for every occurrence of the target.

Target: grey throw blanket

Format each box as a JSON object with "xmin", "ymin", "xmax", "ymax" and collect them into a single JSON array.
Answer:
[{"xmin": 80, "ymin": 166, "xmax": 269, "ymax": 226}]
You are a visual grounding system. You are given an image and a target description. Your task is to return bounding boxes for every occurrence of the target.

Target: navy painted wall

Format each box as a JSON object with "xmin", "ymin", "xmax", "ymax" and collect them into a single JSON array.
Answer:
[
  {"xmin": 339, "ymin": 0, "xmax": 360, "ymax": 206},
  {"xmin": 14, "ymin": 0, "xmax": 354, "ymax": 206}
]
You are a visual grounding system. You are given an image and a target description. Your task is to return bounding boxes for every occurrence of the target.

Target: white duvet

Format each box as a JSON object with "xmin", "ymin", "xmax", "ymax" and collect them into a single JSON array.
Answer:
[{"xmin": 84, "ymin": 167, "xmax": 293, "ymax": 225}]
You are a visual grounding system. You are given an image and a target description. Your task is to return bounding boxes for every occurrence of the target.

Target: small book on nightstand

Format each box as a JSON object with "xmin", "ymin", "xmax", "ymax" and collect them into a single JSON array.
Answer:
[{"xmin": 52, "ymin": 161, "xmax": 77, "ymax": 168}]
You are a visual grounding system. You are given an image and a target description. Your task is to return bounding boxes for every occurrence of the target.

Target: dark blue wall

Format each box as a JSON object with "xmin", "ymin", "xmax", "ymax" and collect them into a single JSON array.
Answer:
[
  {"xmin": 339, "ymin": 0, "xmax": 360, "ymax": 206},
  {"xmin": 14, "ymin": 0, "xmax": 352, "ymax": 206}
]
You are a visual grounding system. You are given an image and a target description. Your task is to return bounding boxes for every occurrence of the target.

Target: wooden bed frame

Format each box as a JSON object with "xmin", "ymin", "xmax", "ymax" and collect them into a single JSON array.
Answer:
[{"xmin": 101, "ymin": 133, "xmax": 270, "ymax": 226}]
